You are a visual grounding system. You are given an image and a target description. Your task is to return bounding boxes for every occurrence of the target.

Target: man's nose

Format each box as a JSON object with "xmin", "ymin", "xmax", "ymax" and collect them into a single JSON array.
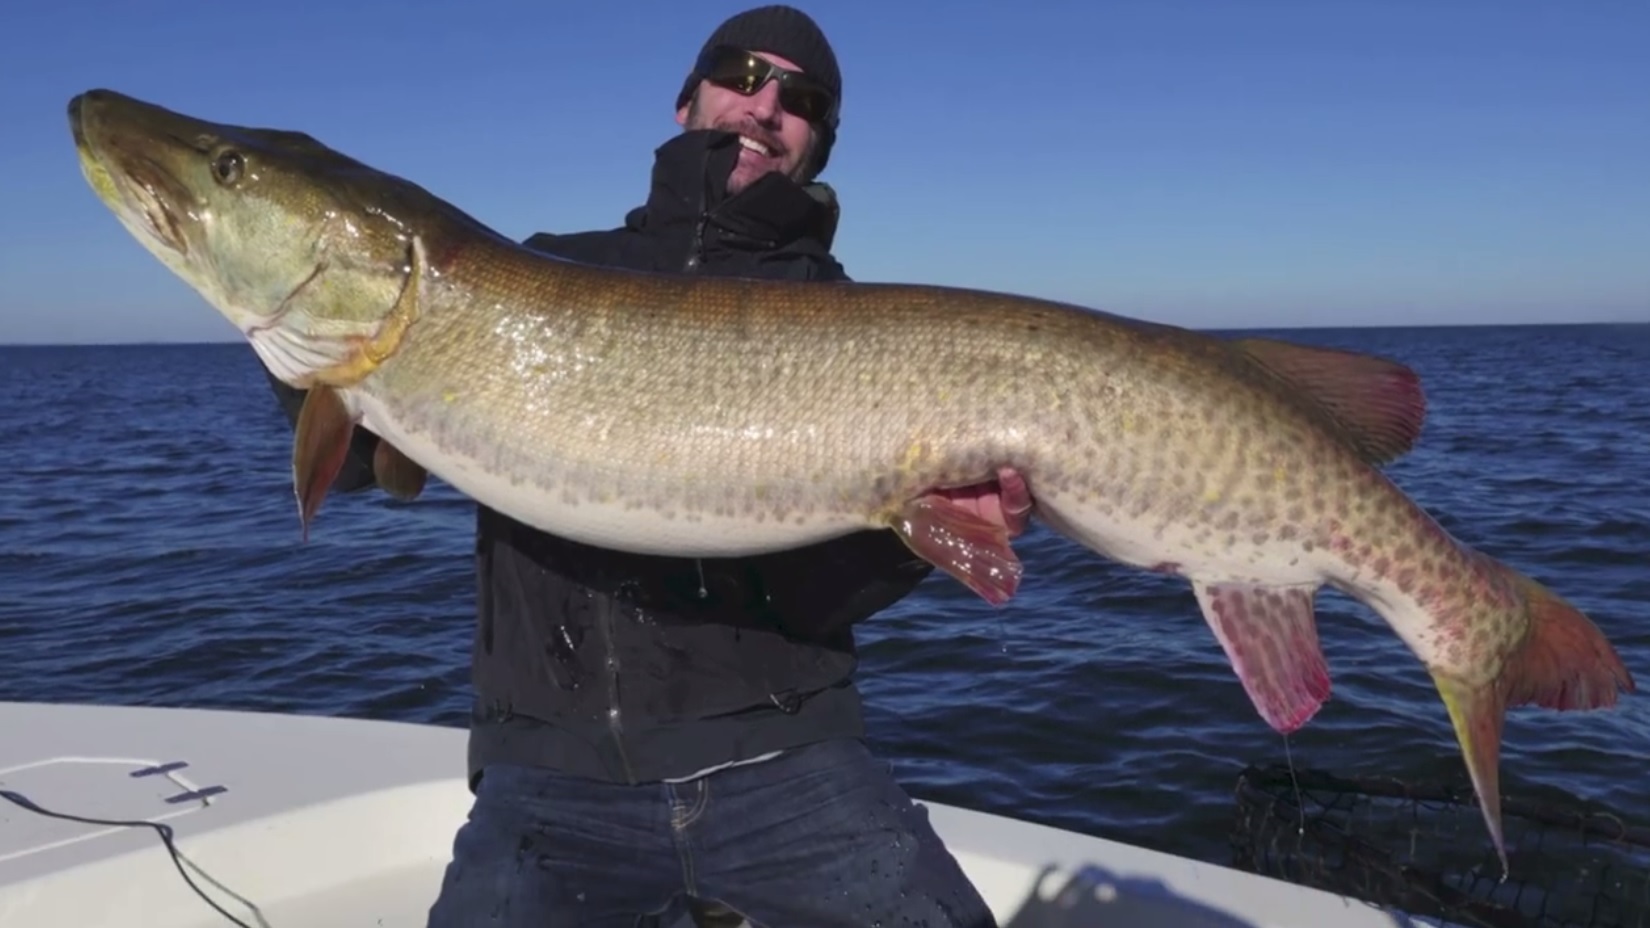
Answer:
[{"xmin": 745, "ymin": 79, "xmax": 782, "ymax": 122}]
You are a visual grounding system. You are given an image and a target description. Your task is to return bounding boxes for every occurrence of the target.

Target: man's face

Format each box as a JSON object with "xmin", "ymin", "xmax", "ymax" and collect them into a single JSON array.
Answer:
[{"xmin": 676, "ymin": 50, "xmax": 818, "ymax": 195}]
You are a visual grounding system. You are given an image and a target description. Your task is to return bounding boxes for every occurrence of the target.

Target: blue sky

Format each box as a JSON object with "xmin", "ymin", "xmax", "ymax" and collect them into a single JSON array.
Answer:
[{"xmin": 1, "ymin": 0, "xmax": 1645, "ymax": 344}]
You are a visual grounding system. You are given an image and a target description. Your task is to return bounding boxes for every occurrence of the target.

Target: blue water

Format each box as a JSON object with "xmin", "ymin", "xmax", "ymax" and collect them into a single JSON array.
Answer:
[{"xmin": 3, "ymin": 323, "xmax": 1648, "ymax": 877}]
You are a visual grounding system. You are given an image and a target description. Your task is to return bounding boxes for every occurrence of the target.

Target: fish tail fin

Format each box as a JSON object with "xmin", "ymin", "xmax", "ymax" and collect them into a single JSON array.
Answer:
[
  {"xmin": 1499, "ymin": 571, "xmax": 1635, "ymax": 712},
  {"xmin": 1431, "ymin": 565, "xmax": 1634, "ymax": 876}
]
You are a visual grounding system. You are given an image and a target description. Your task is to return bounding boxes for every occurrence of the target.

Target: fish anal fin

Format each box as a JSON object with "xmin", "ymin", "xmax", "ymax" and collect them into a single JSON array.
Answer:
[
  {"xmin": 892, "ymin": 495, "xmax": 1023, "ymax": 606},
  {"xmin": 1231, "ymin": 337, "xmax": 1426, "ymax": 465},
  {"xmin": 373, "ymin": 439, "xmax": 428, "ymax": 501},
  {"xmin": 292, "ymin": 384, "xmax": 357, "ymax": 541},
  {"xmin": 1191, "ymin": 579, "xmax": 1331, "ymax": 733}
]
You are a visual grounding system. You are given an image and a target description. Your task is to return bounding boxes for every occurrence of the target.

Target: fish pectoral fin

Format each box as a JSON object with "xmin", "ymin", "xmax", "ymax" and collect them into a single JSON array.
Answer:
[
  {"xmin": 372, "ymin": 439, "xmax": 428, "ymax": 501},
  {"xmin": 1190, "ymin": 579, "xmax": 1331, "ymax": 733},
  {"xmin": 292, "ymin": 384, "xmax": 358, "ymax": 541},
  {"xmin": 891, "ymin": 495, "xmax": 1024, "ymax": 606},
  {"xmin": 1230, "ymin": 337, "xmax": 1426, "ymax": 465}
]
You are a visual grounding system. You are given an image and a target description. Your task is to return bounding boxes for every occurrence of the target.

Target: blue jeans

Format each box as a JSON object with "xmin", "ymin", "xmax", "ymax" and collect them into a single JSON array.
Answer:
[{"xmin": 425, "ymin": 737, "xmax": 997, "ymax": 927}]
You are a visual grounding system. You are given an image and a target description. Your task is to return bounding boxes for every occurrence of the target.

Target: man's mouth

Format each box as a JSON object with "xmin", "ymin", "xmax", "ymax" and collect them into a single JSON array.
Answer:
[{"xmin": 738, "ymin": 135, "xmax": 775, "ymax": 158}]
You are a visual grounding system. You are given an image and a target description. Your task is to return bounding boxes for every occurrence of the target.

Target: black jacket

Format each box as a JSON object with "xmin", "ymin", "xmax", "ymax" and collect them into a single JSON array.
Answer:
[{"xmin": 264, "ymin": 130, "xmax": 934, "ymax": 785}]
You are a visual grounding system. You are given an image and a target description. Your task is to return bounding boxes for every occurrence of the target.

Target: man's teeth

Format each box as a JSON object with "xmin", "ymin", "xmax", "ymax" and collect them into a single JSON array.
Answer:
[{"xmin": 738, "ymin": 136, "xmax": 772, "ymax": 156}]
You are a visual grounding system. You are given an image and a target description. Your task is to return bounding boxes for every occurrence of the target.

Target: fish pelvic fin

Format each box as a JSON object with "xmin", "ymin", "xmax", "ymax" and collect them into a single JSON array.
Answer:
[
  {"xmin": 1431, "ymin": 566, "xmax": 1635, "ymax": 879},
  {"xmin": 891, "ymin": 495, "xmax": 1023, "ymax": 605},
  {"xmin": 1229, "ymin": 337, "xmax": 1426, "ymax": 466},
  {"xmin": 372, "ymin": 439, "xmax": 428, "ymax": 501},
  {"xmin": 1190, "ymin": 579, "xmax": 1331, "ymax": 734}
]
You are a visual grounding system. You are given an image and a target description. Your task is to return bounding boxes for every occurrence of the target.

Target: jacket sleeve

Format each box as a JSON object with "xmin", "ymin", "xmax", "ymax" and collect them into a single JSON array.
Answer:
[
  {"xmin": 745, "ymin": 529, "xmax": 935, "ymax": 641},
  {"xmin": 521, "ymin": 229, "xmax": 635, "ymax": 265},
  {"xmin": 814, "ymin": 256, "xmax": 850, "ymax": 282},
  {"xmin": 261, "ymin": 363, "xmax": 382, "ymax": 494}
]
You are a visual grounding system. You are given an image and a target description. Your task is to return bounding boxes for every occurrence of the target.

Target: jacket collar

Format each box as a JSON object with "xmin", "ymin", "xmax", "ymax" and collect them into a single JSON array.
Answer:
[{"xmin": 622, "ymin": 129, "xmax": 839, "ymax": 253}]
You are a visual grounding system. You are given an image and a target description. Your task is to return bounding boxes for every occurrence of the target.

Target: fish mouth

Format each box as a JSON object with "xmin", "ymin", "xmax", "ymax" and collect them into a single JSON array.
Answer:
[
  {"xmin": 115, "ymin": 155, "xmax": 191, "ymax": 256},
  {"xmin": 69, "ymin": 91, "xmax": 194, "ymax": 257},
  {"xmin": 68, "ymin": 94, "xmax": 87, "ymax": 147}
]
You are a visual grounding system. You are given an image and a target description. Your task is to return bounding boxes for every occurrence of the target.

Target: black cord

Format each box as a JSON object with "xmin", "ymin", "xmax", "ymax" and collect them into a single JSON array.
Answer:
[{"xmin": 0, "ymin": 788, "xmax": 253, "ymax": 928}]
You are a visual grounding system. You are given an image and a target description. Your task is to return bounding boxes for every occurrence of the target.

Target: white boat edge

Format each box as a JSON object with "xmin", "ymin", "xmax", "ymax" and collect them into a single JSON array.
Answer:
[{"xmin": 0, "ymin": 700, "xmax": 1445, "ymax": 927}]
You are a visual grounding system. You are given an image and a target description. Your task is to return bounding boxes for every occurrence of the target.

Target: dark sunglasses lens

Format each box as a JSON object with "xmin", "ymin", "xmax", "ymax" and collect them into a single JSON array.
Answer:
[
  {"xmin": 701, "ymin": 48, "xmax": 766, "ymax": 93},
  {"xmin": 779, "ymin": 84, "xmax": 833, "ymax": 122}
]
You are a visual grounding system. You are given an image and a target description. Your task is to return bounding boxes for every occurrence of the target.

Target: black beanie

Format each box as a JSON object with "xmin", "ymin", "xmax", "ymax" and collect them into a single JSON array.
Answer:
[{"xmin": 674, "ymin": 5, "xmax": 842, "ymax": 176}]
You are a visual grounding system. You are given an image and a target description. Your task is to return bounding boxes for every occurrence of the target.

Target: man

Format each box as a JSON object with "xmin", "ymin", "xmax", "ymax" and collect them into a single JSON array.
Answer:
[{"xmin": 267, "ymin": 6, "xmax": 1026, "ymax": 926}]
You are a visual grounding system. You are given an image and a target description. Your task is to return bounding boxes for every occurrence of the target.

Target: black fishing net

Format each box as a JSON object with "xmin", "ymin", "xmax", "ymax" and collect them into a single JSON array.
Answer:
[{"xmin": 1230, "ymin": 764, "xmax": 1650, "ymax": 928}]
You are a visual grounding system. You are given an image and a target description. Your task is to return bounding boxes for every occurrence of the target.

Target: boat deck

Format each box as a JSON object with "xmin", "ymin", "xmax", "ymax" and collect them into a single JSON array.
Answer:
[{"xmin": 0, "ymin": 701, "xmax": 1434, "ymax": 927}]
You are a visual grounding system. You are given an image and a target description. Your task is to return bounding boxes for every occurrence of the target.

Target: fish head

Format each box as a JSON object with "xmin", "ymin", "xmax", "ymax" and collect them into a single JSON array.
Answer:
[{"xmin": 68, "ymin": 89, "xmax": 452, "ymax": 385}]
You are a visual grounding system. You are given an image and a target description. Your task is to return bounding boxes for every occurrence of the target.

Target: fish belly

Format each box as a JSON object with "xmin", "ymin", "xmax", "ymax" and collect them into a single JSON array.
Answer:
[{"xmin": 348, "ymin": 388, "xmax": 874, "ymax": 555}]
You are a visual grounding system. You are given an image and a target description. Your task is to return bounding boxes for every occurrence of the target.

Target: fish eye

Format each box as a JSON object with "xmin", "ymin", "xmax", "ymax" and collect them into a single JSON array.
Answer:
[{"xmin": 211, "ymin": 149, "xmax": 245, "ymax": 186}]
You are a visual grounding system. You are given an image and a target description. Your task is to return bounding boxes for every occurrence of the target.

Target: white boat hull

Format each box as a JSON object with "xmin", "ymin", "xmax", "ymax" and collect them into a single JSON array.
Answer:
[{"xmin": 0, "ymin": 701, "xmax": 1437, "ymax": 927}]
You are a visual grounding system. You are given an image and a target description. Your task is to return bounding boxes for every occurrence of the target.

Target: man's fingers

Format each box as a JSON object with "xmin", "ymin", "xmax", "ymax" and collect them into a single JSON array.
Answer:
[
  {"xmin": 998, "ymin": 467, "xmax": 1033, "ymax": 515},
  {"xmin": 922, "ymin": 468, "xmax": 1033, "ymax": 537}
]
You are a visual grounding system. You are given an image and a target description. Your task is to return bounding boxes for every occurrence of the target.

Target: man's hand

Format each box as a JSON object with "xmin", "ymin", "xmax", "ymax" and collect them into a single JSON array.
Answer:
[{"xmin": 930, "ymin": 466, "xmax": 1033, "ymax": 538}]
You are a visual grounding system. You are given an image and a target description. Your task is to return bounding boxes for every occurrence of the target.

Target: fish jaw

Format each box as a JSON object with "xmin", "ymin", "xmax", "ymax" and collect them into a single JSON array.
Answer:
[{"xmin": 70, "ymin": 92, "xmax": 215, "ymax": 315}]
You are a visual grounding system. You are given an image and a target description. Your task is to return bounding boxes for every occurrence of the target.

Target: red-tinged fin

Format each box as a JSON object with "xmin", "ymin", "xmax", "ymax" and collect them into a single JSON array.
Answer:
[
  {"xmin": 892, "ymin": 495, "xmax": 1023, "ymax": 605},
  {"xmin": 372, "ymin": 439, "xmax": 428, "ymax": 501},
  {"xmin": 1430, "ymin": 567, "xmax": 1634, "ymax": 880},
  {"xmin": 292, "ymin": 384, "xmax": 357, "ymax": 542},
  {"xmin": 1500, "ymin": 571, "xmax": 1635, "ymax": 711},
  {"xmin": 1230, "ymin": 337, "xmax": 1427, "ymax": 465},
  {"xmin": 1190, "ymin": 580, "xmax": 1332, "ymax": 734}
]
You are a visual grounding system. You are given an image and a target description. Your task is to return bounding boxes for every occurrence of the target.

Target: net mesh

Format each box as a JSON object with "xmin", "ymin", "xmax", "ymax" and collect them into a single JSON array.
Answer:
[{"xmin": 1230, "ymin": 764, "xmax": 1650, "ymax": 928}]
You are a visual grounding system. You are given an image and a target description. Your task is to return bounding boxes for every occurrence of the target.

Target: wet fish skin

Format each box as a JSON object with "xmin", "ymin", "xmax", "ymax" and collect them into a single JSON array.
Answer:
[{"xmin": 67, "ymin": 88, "xmax": 1635, "ymax": 875}]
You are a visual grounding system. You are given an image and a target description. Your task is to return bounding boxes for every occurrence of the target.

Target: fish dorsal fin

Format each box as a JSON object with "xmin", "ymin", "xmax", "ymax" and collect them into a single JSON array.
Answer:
[{"xmin": 1230, "ymin": 337, "xmax": 1427, "ymax": 465}]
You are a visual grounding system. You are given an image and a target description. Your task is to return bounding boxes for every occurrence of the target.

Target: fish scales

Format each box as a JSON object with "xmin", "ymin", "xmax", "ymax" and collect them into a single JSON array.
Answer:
[{"xmin": 380, "ymin": 253, "xmax": 1275, "ymax": 555}]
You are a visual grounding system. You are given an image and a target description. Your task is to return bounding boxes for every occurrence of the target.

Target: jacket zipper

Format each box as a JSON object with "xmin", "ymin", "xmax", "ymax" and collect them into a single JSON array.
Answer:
[{"xmin": 597, "ymin": 604, "xmax": 636, "ymax": 783}]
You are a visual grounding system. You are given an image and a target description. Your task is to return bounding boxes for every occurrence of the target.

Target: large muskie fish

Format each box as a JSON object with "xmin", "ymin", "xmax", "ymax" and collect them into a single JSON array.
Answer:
[{"xmin": 67, "ymin": 88, "xmax": 1633, "ymax": 873}]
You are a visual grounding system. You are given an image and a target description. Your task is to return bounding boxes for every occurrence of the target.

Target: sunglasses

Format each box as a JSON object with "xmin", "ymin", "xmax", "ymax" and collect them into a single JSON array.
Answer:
[{"xmin": 693, "ymin": 44, "xmax": 839, "ymax": 125}]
